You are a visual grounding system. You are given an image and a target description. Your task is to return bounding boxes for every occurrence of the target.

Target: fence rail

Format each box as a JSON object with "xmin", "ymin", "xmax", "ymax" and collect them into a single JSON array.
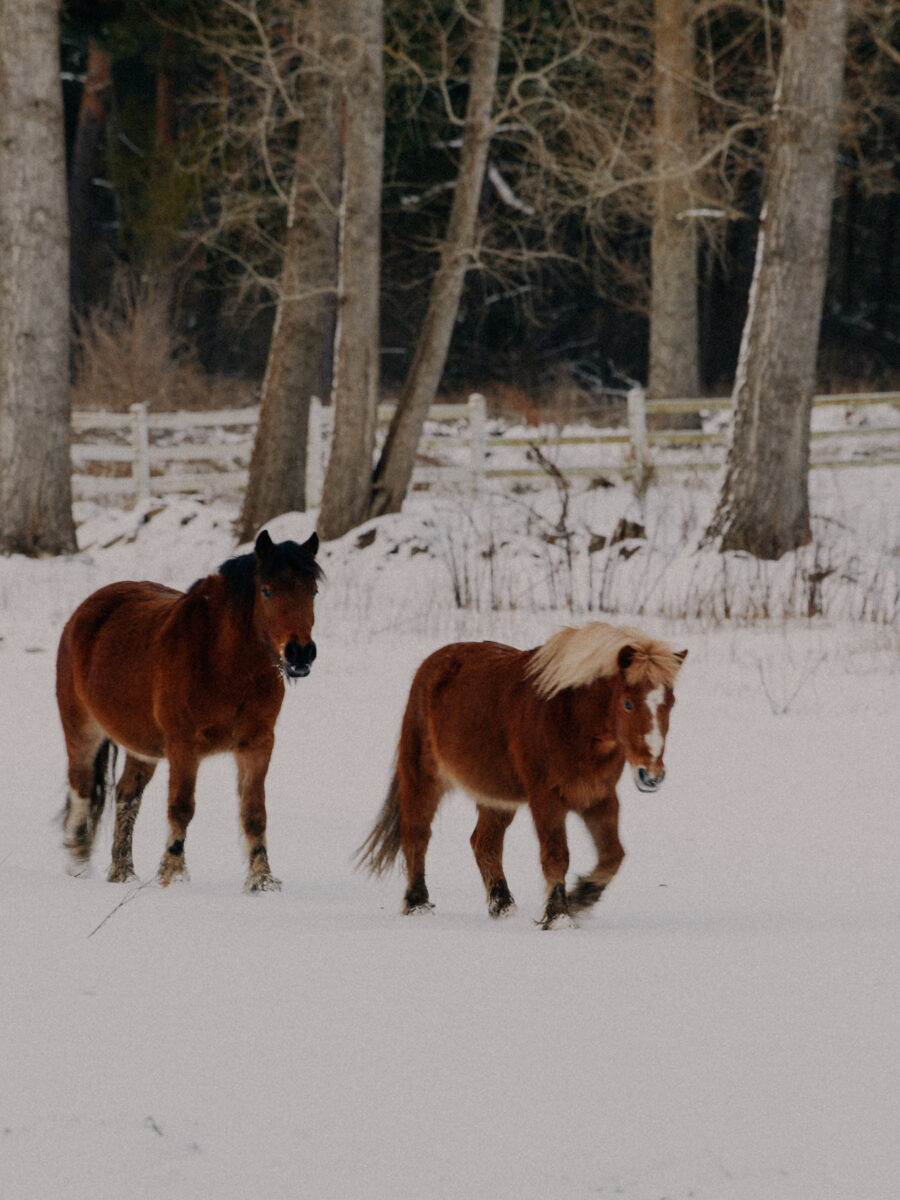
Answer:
[{"xmin": 71, "ymin": 390, "xmax": 900, "ymax": 507}]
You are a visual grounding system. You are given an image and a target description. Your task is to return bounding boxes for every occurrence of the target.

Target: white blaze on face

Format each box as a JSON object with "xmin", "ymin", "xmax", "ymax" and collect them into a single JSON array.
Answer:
[{"xmin": 644, "ymin": 685, "xmax": 666, "ymax": 759}]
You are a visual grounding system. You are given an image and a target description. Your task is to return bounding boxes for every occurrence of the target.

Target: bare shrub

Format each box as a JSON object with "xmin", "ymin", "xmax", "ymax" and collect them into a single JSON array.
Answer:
[
  {"xmin": 71, "ymin": 272, "xmax": 213, "ymax": 413},
  {"xmin": 487, "ymin": 371, "xmax": 604, "ymax": 428}
]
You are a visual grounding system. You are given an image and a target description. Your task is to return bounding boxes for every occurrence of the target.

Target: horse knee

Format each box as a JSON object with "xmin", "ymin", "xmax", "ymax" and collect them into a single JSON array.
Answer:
[
  {"xmin": 601, "ymin": 845, "xmax": 625, "ymax": 880},
  {"xmin": 241, "ymin": 809, "xmax": 266, "ymax": 841},
  {"xmin": 470, "ymin": 810, "xmax": 508, "ymax": 874},
  {"xmin": 592, "ymin": 842, "xmax": 625, "ymax": 890},
  {"xmin": 538, "ymin": 828, "xmax": 569, "ymax": 882},
  {"xmin": 166, "ymin": 770, "xmax": 196, "ymax": 833},
  {"xmin": 117, "ymin": 756, "xmax": 155, "ymax": 799},
  {"xmin": 469, "ymin": 824, "xmax": 488, "ymax": 865},
  {"xmin": 401, "ymin": 818, "xmax": 431, "ymax": 865}
]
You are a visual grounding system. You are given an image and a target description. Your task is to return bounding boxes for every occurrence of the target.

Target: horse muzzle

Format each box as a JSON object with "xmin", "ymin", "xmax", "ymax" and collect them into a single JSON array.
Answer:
[
  {"xmin": 633, "ymin": 765, "xmax": 666, "ymax": 793},
  {"xmin": 283, "ymin": 639, "xmax": 316, "ymax": 679}
]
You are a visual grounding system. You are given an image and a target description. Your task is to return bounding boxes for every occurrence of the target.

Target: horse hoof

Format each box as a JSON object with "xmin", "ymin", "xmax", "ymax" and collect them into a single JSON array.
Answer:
[
  {"xmin": 107, "ymin": 865, "xmax": 138, "ymax": 884},
  {"xmin": 156, "ymin": 867, "xmax": 190, "ymax": 888},
  {"xmin": 488, "ymin": 881, "xmax": 516, "ymax": 918},
  {"xmin": 538, "ymin": 911, "xmax": 577, "ymax": 931},
  {"xmin": 245, "ymin": 875, "xmax": 282, "ymax": 894},
  {"xmin": 568, "ymin": 879, "xmax": 607, "ymax": 913},
  {"xmin": 404, "ymin": 901, "xmax": 435, "ymax": 916}
]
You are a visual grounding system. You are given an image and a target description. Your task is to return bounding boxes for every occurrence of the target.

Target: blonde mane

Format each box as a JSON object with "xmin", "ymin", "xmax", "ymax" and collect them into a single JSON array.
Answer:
[{"xmin": 526, "ymin": 622, "xmax": 684, "ymax": 698}]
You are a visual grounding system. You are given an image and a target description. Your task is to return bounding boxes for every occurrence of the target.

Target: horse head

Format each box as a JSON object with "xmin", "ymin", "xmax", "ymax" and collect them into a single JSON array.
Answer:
[
  {"xmin": 616, "ymin": 643, "xmax": 687, "ymax": 793},
  {"xmin": 254, "ymin": 530, "xmax": 322, "ymax": 679}
]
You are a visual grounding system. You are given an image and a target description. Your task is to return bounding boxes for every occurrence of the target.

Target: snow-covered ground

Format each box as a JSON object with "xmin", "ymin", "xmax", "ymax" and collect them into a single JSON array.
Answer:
[{"xmin": 1, "ymin": 468, "xmax": 898, "ymax": 1199}]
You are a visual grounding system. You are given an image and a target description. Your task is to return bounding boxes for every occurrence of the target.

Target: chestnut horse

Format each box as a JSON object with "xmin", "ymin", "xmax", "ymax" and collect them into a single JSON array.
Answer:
[
  {"xmin": 56, "ymin": 530, "xmax": 322, "ymax": 892},
  {"xmin": 357, "ymin": 622, "xmax": 686, "ymax": 928}
]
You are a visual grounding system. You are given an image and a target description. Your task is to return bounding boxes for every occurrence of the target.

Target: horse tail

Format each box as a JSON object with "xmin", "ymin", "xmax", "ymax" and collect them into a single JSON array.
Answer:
[
  {"xmin": 61, "ymin": 738, "xmax": 118, "ymax": 836},
  {"xmin": 90, "ymin": 739, "xmax": 118, "ymax": 831},
  {"xmin": 355, "ymin": 770, "xmax": 402, "ymax": 876}
]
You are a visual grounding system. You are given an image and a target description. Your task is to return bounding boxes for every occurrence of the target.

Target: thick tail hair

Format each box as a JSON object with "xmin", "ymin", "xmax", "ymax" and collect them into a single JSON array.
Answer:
[
  {"xmin": 355, "ymin": 771, "xmax": 402, "ymax": 876},
  {"xmin": 91, "ymin": 739, "xmax": 118, "ymax": 831}
]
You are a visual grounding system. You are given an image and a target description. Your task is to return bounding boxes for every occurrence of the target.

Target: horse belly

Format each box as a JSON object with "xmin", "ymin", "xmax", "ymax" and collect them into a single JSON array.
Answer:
[
  {"xmin": 83, "ymin": 687, "xmax": 167, "ymax": 761},
  {"xmin": 445, "ymin": 778, "xmax": 524, "ymax": 812},
  {"xmin": 430, "ymin": 713, "xmax": 525, "ymax": 806}
]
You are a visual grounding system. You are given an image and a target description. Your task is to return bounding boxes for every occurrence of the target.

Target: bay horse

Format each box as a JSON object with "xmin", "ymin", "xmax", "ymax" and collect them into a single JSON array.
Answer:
[
  {"xmin": 357, "ymin": 622, "xmax": 686, "ymax": 928},
  {"xmin": 56, "ymin": 530, "xmax": 322, "ymax": 892}
]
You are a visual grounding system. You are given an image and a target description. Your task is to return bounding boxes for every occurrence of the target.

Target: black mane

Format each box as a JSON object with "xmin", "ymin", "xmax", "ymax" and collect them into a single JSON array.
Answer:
[
  {"xmin": 215, "ymin": 552, "xmax": 258, "ymax": 608},
  {"xmin": 212, "ymin": 539, "xmax": 324, "ymax": 609}
]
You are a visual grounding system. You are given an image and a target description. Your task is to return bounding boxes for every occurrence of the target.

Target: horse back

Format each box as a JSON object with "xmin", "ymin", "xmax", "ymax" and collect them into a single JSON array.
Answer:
[
  {"xmin": 402, "ymin": 638, "xmax": 625, "ymax": 808},
  {"xmin": 403, "ymin": 641, "xmax": 535, "ymax": 802},
  {"xmin": 60, "ymin": 581, "xmax": 182, "ymax": 672},
  {"xmin": 57, "ymin": 582, "xmax": 185, "ymax": 757},
  {"xmin": 59, "ymin": 576, "xmax": 286, "ymax": 761}
]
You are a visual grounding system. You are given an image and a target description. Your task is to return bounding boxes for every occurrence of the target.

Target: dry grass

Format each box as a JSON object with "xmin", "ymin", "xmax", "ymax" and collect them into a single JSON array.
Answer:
[{"xmin": 71, "ymin": 271, "xmax": 250, "ymax": 413}]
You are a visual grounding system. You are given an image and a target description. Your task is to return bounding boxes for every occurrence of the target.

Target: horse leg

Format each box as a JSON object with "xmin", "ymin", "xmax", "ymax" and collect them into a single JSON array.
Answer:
[
  {"xmin": 108, "ymin": 755, "xmax": 157, "ymax": 883},
  {"xmin": 529, "ymin": 796, "xmax": 573, "ymax": 929},
  {"xmin": 61, "ymin": 728, "xmax": 110, "ymax": 875},
  {"xmin": 568, "ymin": 793, "xmax": 625, "ymax": 915},
  {"xmin": 397, "ymin": 757, "xmax": 443, "ymax": 914},
  {"xmin": 470, "ymin": 804, "xmax": 517, "ymax": 917},
  {"xmin": 236, "ymin": 739, "xmax": 280, "ymax": 893},
  {"xmin": 157, "ymin": 747, "xmax": 198, "ymax": 886}
]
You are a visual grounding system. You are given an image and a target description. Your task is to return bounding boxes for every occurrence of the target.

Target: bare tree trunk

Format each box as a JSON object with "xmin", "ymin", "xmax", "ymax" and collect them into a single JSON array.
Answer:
[
  {"xmin": 68, "ymin": 39, "xmax": 112, "ymax": 315},
  {"xmin": 369, "ymin": 0, "xmax": 504, "ymax": 518},
  {"xmin": 0, "ymin": 0, "xmax": 77, "ymax": 556},
  {"xmin": 237, "ymin": 1, "xmax": 342, "ymax": 542},
  {"xmin": 703, "ymin": 0, "xmax": 849, "ymax": 560},
  {"xmin": 648, "ymin": 0, "xmax": 699, "ymax": 408},
  {"xmin": 317, "ymin": 0, "xmax": 384, "ymax": 542}
]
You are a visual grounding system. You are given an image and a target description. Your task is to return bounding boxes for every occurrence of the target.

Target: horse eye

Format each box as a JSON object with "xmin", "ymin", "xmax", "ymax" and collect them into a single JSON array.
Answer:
[
  {"xmin": 624, "ymin": 699, "xmax": 634, "ymax": 712},
  {"xmin": 261, "ymin": 586, "xmax": 273, "ymax": 599}
]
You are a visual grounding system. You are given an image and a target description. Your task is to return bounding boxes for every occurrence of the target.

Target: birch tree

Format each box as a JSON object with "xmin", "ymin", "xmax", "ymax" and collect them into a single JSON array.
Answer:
[
  {"xmin": 0, "ymin": 0, "xmax": 77, "ymax": 556},
  {"xmin": 317, "ymin": 0, "xmax": 384, "ymax": 541},
  {"xmin": 648, "ymin": 0, "xmax": 699, "ymax": 403},
  {"xmin": 369, "ymin": 0, "xmax": 504, "ymax": 518},
  {"xmin": 367, "ymin": 0, "xmax": 508, "ymax": 518},
  {"xmin": 237, "ymin": 0, "xmax": 343, "ymax": 541},
  {"xmin": 703, "ymin": 0, "xmax": 850, "ymax": 559}
]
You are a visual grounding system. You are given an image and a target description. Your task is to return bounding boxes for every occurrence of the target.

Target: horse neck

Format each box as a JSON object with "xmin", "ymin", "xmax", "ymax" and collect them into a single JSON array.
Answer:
[
  {"xmin": 191, "ymin": 574, "xmax": 271, "ymax": 671},
  {"xmin": 558, "ymin": 674, "xmax": 617, "ymax": 736}
]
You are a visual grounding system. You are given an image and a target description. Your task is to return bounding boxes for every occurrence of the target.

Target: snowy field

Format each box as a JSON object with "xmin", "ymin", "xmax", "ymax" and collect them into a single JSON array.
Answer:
[{"xmin": 1, "ymin": 467, "xmax": 898, "ymax": 1200}]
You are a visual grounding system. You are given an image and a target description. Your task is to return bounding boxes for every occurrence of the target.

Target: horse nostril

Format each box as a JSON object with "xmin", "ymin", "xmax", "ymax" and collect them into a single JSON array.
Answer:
[
  {"xmin": 284, "ymin": 639, "xmax": 315, "ymax": 674},
  {"xmin": 635, "ymin": 765, "xmax": 665, "ymax": 793}
]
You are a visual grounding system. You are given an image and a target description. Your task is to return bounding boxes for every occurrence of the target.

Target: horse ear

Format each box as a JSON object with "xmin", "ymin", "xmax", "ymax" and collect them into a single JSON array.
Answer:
[
  {"xmin": 255, "ymin": 530, "xmax": 274, "ymax": 561},
  {"xmin": 617, "ymin": 645, "xmax": 636, "ymax": 674},
  {"xmin": 303, "ymin": 531, "xmax": 319, "ymax": 557},
  {"xmin": 675, "ymin": 649, "xmax": 688, "ymax": 664}
]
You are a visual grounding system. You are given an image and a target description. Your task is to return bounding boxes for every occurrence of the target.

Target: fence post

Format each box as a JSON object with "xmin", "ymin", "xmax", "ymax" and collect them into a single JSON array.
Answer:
[
  {"xmin": 129, "ymin": 402, "xmax": 151, "ymax": 507},
  {"xmin": 306, "ymin": 396, "xmax": 324, "ymax": 509},
  {"xmin": 468, "ymin": 392, "xmax": 487, "ymax": 496},
  {"xmin": 626, "ymin": 386, "xmax": 648, "ymax": 496}
]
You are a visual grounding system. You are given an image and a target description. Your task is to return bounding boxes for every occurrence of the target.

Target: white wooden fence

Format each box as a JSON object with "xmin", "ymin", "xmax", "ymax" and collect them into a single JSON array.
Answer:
[
  {"xmin": 71, "ymin": 406, "xmax": 257, "ymax": 502},
  {"xmin": 71, "ymin": 390, "xmax": 900, "ymax": 508}
]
